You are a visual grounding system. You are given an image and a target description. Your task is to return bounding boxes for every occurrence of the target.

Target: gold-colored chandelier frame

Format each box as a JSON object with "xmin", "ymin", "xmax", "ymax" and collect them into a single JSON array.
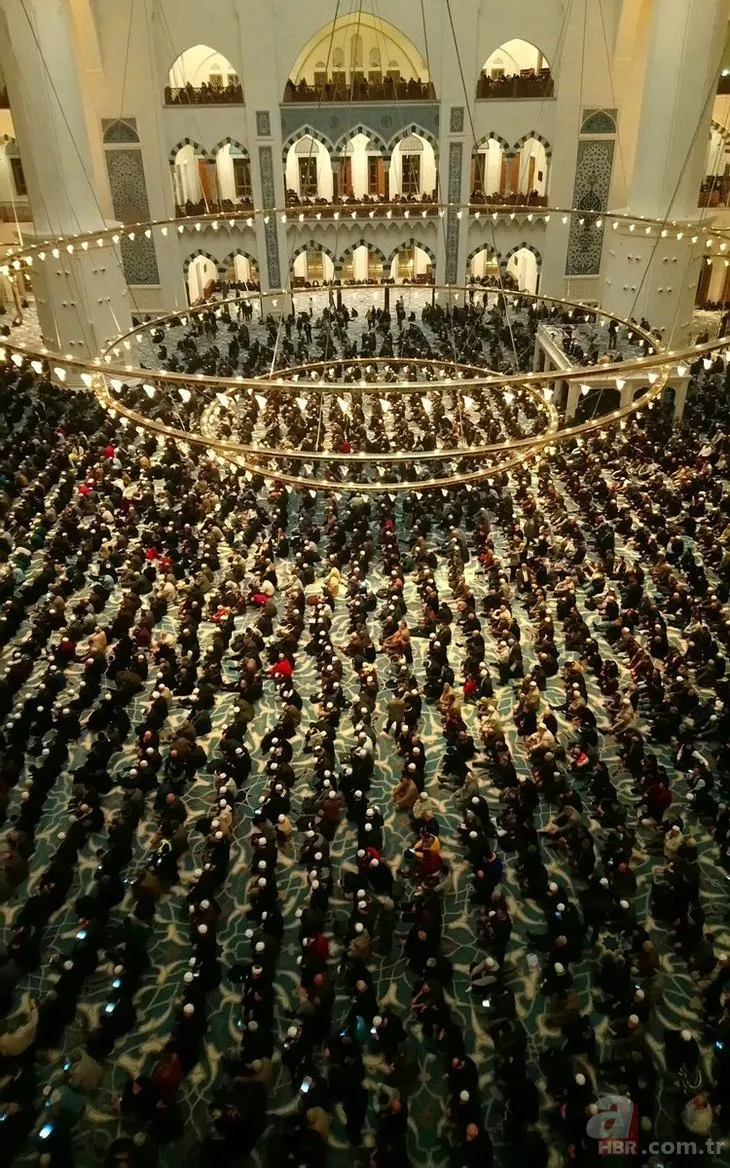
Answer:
[{"xmin": 0, "ymin": 202, "xmax": 726, "ymax": 491}]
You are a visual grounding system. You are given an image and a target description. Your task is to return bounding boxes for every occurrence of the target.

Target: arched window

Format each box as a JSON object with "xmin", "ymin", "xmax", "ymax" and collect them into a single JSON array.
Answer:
[
  {"xmin": 350, "ymin": 34, "xmax": 363, "ymax": 70},
  {"xmin": 505, "ymin": 246, "xmax": 540, "ymax": 293},
  {"xmin": 285, "ymin": 137, "xmax": 333, "ymax": 202},
  {"xmin": 390, "ymin": 133, "xmax": 436, "ymax": 202},
  {"xmin": 477, "ymin": 40, "xmax": 552, "ymax": 98},
  {"xmin": 285, "ymin": 14, "xmax": 433, "ymax": 101},
  {"xmin": 166, "ymin": 46, "xmax": 243, "ymax": 104},
  {"xmin": 216, "ymin": 143, "xmax": 251, "ymax": 204}
]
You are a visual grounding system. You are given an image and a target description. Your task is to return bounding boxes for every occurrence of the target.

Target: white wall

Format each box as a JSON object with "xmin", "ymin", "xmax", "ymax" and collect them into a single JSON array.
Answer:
[
  {"xmin": 174, "ymin": 143, "xmax": 202, "ymax": 203},
  {"xmin": 476, "ymin": 140, "xmax": 503, "ymax": 195},
  {"xmin": 507, "ymin": 248, "xmax": 538, "ymax": 292},
  {"xmin": 518, "ymin": 139, "xmax": 548, "ymax": 195},
  {"xmin": 187, "ymin": 254, "xmax": 217, "ymax": 301},
  {"xmin": 346, "ymin": 134, "xmax": 373, "ymax": 199}
]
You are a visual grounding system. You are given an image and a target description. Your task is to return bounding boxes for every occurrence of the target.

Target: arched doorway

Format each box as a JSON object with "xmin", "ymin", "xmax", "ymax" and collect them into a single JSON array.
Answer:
[
  {"xmin": 390, "ymin": 133, "xmax": 437, "ymax": 201},
  {"xmin": 186, "ymin": 254, "xmax": 219, "ymax": 304},
  {"xmin": 171, "ymin": 142, "xmax": 210, "ymax": 212},
  {"xmin": 469, "ymin": 247, "xmax": 501, "ymax": 283},
  {"xmin": 223, "ymin": 253, "xmax": 259, "ymax": 290},
  {"xmin": 477, "ymin": 40, "xmax": 553, "ymax": 98},
  {"xmin": 505, "ymin": 247, "xmax": 540, "ymax": 293},
  {"xmin": 166, "ymin": 46, "xmax": 242, "ymax": 103},
  {"xmin": 292, "ymin": 248, "xmax": 336, "ymax": 286},
  {"xmin": 389, "ymin": 244, "xmax": 433, "ymax": 284},
  {"xmin": 341, "ymin": 245, "xmax": 384, "ymax": 284},
  {"xmin": 215, "ymin": 142, "xmax": 251, "ymax": 205},
  {"xmin": 284, "ymin": 136, "xmax": 334, "ymax": 202}
]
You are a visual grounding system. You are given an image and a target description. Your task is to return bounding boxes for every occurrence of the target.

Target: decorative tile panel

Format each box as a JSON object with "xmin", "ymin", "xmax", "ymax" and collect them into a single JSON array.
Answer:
[
  {"xmin": 445, "ymin": 141, "xmax": 463, "ymax": 284},
  {"xmin": 565, "ymin": 139, "xmax": 615, "ymax": 276},
  {"xmin": 258, "ymin": 145, "xmax": 281, "ymax": 288},
  {"xmin": 256, "ymin": 111, "xmax": 271, "ymax": 137},
  {"xmin": 450, "ymin": 106, "xmax": 464, "ymax": 133},
  {"xmin": 102, "ymin": 118, "xmax": 139, "ymax": 143},
  {"xmin": 104, "ymin": 148, "xmax": 159, "ymax": 284},
  {"xmin": 580, "ymin": 108, "xmax": 617, "ymax": 135}
]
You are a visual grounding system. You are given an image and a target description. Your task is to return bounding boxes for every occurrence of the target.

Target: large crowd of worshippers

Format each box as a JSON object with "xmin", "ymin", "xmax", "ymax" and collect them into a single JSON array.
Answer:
[{"xmin": 1, "ymin": 292, "xmax": 730, "ymax": 1168}]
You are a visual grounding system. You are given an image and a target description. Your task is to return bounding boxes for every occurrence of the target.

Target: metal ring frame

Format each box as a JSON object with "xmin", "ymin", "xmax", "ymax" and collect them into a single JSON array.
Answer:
[{"xmin": 0, "ymin": 203, "xmax": 724, "ymax": 491}]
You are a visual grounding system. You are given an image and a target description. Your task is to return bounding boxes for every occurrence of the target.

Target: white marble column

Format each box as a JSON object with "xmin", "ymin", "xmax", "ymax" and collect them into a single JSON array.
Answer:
[
  {"xmin": 0, "ymin": 0, "xmax": 132, "ymax": 355},
  {"xmin": 602, "ymin": 0, "xmax": 729, "ymax": 342}
]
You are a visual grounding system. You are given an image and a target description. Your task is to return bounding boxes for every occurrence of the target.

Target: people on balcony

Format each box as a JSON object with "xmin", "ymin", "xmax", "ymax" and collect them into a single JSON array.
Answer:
[
  {"xmin": 164, "ymin": 80, "xmax": 244, "ymax": 105},
  {"xmin": 699, "ymin": 175, "xmax": 730, "ymax": 207},
  {"xmin": 283, "ymin": 75, "xmax": 435, "ymax": 103},
  {"xmin": 469, "ymin": 188, "xmax": 548, "ymax": 207},
  {"xmin": 174, "ymin": 195, "xmax": 254, "ymax": 218},
  {"xmin": 476, "ymin": 70, "xmax": 553, "ymax": 99},
  {"xmin": 283, "ymin": 189, "xmax": 437, "ymax": 211}
]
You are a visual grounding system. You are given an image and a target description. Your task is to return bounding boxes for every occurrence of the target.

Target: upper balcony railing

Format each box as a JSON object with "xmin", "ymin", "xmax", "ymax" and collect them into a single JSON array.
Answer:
[
  {"xmin": 283, "ymin": 76, "xmax": 435, "ymax": 103},
  {"xmin": 283, "ymin": 192, "xmax": 439, "ymax": 216},
  {"xmin": 164, "ymin": 82, "xmax": 244, "ymax": 106},
  {"xmin": 476, "ymin": 70, "xmax": 554, "ymax": 100}
]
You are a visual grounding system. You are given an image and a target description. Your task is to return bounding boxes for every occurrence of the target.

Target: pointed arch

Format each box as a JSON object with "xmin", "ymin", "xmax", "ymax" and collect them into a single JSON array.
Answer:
[
  {"xmin": 512, "ymin": 131, "xmax": 552, "ymax": 158},
  {"xmin": 103, "ymin": 119, "xmax": 139, "ymax": 144},
  {"xmin": 211, "ymin": 137, "xmax": 249, "ymax": 158},
  {"xmin": 466, "ymin": 243, "xmax": 503, "ymax": 267},
  {"xmin": 290, "ymin": 241, "xmax": 338, "ymax": 268},
  {"xmin": 475, "ymin": 132, "xmax": 511, "ymax": 154},
  {"xmin": 169, "ymin": 138, "xmax": 209, "ymax": 164},
  {"xmin": 387, "ymin": 124, "xmax": 439, "ymax": 154},
  {"xmin": 501, "ymin": 241, "xmax": 542, "ymax": 268},
  {"xmin": 221, "ymin": 248, "xmax": 259, "ymax": 271},
  {"xmin": 385, "ymin": 238, "xmax": 437, "ymax": 269},
  {"xmin": 281, "ymin": 125, "xmax": 337, "ymax": 162},
  {"xmin": 286, "ymin": 13, "xmax": 430, "ymax": 91},
  {"xmin": 334, "ymin": 126, "xmax": 389, "ymax": 158},
  {"xmin": 183, "ymin": 249, "xmax": 222, "ymax": 276},
  {"xmin": 338, "ymin": 239, "xmax": 388, "ymax": 267}
]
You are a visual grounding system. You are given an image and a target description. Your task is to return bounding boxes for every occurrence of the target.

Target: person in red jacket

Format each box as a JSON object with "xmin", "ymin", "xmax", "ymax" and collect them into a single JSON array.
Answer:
[{"xmin": 271, "ymin": 654, "xmax": 293, "ymax": 680}]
